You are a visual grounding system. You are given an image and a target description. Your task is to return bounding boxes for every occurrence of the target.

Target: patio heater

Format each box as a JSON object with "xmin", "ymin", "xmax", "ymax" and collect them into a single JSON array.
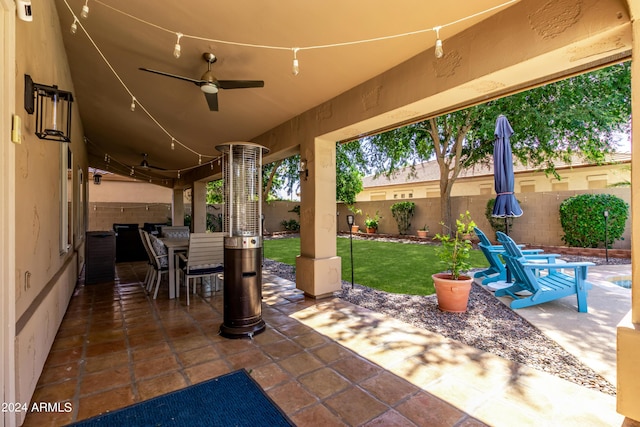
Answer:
[{"xmin": 217, "ymin": 142, "xmax": 269, "ymax": 339}]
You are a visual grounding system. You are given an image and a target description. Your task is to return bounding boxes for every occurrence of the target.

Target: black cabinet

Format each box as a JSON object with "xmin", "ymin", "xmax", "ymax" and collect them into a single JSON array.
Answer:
[{"xmin": 85, "ymin": 231, "xmax": 115, "ymax": 284}]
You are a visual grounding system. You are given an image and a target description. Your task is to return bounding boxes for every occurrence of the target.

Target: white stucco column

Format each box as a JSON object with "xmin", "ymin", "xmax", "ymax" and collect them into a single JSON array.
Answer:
[
  {"xmin": 191, "ymin": 181, "xmax": 207, "ymax": 233},
  {"xmin": 295, "ymin": 137, "xmax": 341, "ymax": 298},
  {"xmin": 172, "ymin": 188, "xmax": 184, "ymax": 226},
  {"xmin": 617, "ymin": 0, "xmax": 640, "ymax": 421}
]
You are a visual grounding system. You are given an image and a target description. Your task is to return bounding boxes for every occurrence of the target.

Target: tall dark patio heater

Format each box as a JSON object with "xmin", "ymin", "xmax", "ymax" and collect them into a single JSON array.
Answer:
[{"xmin": 217, "ymin": 142, "xmax": 269, "ymax": 339}]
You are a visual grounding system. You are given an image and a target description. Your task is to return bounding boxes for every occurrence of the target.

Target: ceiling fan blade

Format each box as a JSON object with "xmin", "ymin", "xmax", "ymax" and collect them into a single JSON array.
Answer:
[
  {"xmin": 217, "ymin": 80, "xmax": 264, "ymax": 90},
  {"xmin": 139, "ymin": 67, "xmax": 204, "ymax": 86},
  {"xmin": 204, "ymin": 92, "xmax": 219, "ymax": 111}
]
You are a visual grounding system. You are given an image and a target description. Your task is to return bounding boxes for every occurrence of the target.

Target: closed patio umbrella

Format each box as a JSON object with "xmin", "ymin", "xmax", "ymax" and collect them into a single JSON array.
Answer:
[{"xmin": 492, "ymin": 114, "xmax": 523, "ymax": 284}]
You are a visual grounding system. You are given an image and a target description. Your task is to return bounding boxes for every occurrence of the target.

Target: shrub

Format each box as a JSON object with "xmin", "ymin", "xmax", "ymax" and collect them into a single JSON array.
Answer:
[
  {"xmin": 484, "ymin": 198, "xmax": 518, "ymax": 237},
  {"xmin": 280, "ymin": 219, "xmax": 300, "ymax": 231},
  {"xmin": 559, "ymin": 193, "xmax": 628, "ymax": 248},
  {"xmin": 390, "ymin": 201, "xmax": 415, "ymax": 235}
]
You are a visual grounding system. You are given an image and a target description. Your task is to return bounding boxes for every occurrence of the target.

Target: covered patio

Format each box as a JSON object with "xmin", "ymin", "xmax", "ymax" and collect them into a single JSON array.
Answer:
[
  {"xmin": 23, "ymin": 262, "xmax": 621, "ymax": 426},
  {"xmin": 3, "ymin": 0, "xmax": 640, "ymax": 425}
]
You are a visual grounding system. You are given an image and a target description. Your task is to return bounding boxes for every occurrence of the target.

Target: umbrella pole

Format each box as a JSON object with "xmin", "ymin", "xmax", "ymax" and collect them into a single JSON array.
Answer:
[{"xmin": 505, "ymin": 217, "xmax": 512, "ymax": 283}]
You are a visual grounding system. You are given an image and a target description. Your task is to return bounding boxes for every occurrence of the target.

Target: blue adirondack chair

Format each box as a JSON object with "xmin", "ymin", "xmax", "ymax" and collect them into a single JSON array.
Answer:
[
  {"xmin": 473, "ymin": 227, "xmax": 545, "ymax": 285},
  {"xmin": 495, "ymin": 231, "xmax": 593, "ymax": 312}
]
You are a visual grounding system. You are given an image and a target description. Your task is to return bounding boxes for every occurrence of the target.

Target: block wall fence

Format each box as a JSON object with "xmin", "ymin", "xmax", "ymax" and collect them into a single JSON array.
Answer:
[{"xmin": 88, "ymin": 189, "xmax": 630, "ymax": 250}]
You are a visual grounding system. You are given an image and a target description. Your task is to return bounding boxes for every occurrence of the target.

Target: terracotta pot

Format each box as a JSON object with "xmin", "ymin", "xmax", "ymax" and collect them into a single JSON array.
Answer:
[
  {"xmin": 417, "ymin": 230, "xmax": 428, "ymax": 238},
  {"xmin": 431, "ymin": 273, "xmax": 473, "ymax": 313},
  {"xmin": 351, "ymin": 225, "xmax": 360, "ymax": 233},
  {"xmin": 366, "ymin": 227, "xmax": 377, "ymax": 234}
]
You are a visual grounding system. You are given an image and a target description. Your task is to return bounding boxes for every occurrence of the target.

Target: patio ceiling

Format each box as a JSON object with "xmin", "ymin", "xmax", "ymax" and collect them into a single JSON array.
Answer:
[{"xmin": 53, "ymin": 0, "xmax": 517, "ymax": 183}]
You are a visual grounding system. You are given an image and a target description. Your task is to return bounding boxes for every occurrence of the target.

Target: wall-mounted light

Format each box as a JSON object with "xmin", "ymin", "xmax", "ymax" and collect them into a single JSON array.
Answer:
[
  {"xmin": 299, "ymin": 158, "xmax": 308, "ymax": 181},
  {"xmin": 24, "ymin": 75, "xmax": 73, "ymax": 142},
  {"xmin": 93, "ymin": 173, "xmax": 102, "ymax": 185}
]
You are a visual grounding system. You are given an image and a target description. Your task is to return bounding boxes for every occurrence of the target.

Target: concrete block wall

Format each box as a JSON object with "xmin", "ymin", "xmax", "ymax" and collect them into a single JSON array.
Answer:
[
  {"xmin": 343, "ymin": 188, "xmax": 631, "ymax": 249},
  {"xmin": 88, "ymin": 203, "xmax": 172, "ymax": 231}
]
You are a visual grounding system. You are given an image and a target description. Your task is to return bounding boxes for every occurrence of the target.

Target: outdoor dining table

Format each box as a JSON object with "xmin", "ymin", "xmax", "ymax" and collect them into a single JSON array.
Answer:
[{"xmin": 159, "ymin": 237, "xmax": 188, "ymax": 299}]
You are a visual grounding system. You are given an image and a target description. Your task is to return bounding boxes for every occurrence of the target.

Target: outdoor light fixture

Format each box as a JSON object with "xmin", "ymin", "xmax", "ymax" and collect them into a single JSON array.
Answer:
[
  {"xmin": 299, "ymin": 158, "xmax": 308, "ymax": 181},
  {"xmin": 24, "ymin": 74, "xmax": 73, "ymax": 142},
  {"xmin": 93, "ymin": 173, "xmax": 102, "ymax": 185},
  {"xmin": 347, "ymin": 214, "xmax": 354, "ymax": 227}
]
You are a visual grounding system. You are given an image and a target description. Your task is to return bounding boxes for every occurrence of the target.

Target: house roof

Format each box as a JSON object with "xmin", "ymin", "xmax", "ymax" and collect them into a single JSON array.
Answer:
[{"xmin": 362, "ymin": 152, "xmax": 631, "ymax": 189}]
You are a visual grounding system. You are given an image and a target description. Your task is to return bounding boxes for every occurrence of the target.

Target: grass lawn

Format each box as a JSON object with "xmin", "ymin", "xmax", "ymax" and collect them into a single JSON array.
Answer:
[{"xmin": 264, "ymin": 237, "xmax": 489, "ymax": 296}]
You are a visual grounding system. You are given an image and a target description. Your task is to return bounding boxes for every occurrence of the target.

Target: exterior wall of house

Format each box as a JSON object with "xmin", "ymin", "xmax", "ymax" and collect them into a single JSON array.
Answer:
[
  {"xmin": 11, "ymin": 0, "xmax": 89, "ymax": 422},
  {"xmin": 357, "ymin": 163, "xmax": 630, "ymax": 202}
]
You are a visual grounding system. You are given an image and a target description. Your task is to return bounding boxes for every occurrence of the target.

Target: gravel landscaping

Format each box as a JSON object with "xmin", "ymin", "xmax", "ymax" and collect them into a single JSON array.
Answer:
[{"xmin": 264, "ymin": 234, "xmax": 627, "ymax": 396}]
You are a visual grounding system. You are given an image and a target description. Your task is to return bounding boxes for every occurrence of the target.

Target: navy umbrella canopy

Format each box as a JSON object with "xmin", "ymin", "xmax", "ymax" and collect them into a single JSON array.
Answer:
[{"xmin": 492, "ymin": 115, "xmax": 523, "ymax": 224}]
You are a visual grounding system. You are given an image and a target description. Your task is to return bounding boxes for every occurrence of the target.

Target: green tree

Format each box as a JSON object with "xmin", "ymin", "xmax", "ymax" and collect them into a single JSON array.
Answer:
[
  {"xmin": 363, "ymin": 62, "xmax": 631, "ymax": 229},
  {"xmin": 206, "ymin": 180, "xmax": 224, "ymax": 204},
  {"xmin": 264, "ymin": 141, "xmax": 365, "ymax": 204}
]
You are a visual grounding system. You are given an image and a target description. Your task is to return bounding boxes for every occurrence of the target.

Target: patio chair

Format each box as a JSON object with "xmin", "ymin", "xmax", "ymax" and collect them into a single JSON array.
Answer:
[
  {"xmin": 138, "ymin": 229, "xmax": 155, "ymax": 290},
  {"xmin": 144, "ymin": 233, "xmax": 170, "ymax": 299},
  {"xmin": 495, "ymin": 232, "xmax": 593, "ymax": 312},
  {"xmin": 473, "ymin": 227, "xmax": 545, "ymax": 285},
  {"xmin": 160, "ymin": 226, "xmax": 190, "ymax": 239},
  {"xmin": 177, "ymin": 232, "xmax": 224, "ymax": 305}
]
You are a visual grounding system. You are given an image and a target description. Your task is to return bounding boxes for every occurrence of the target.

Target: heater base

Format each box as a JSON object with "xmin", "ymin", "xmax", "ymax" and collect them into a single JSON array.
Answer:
[{"xmin": 219, "ymin": 320, "xmax": 266, "ymax": 339}]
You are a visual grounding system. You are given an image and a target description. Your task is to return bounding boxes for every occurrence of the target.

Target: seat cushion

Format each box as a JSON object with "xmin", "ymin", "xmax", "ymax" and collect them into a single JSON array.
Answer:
[
  {"xmin": 149, "ymin": 235, "xmax": 168, "ymax": 268},
  {"xmin": 187, "ymin": 264, "xmax": 223, "ymax": 276}
]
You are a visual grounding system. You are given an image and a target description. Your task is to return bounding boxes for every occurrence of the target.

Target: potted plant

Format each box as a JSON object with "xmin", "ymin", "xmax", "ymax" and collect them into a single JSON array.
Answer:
[
  {"xmin": 432, "ymin": 211, "xmax": 476, "ymax": 313},
  {"xmin": 417, "ymin": 225, "xmax": 429, "ymax": 238},
  {"xmin": 364, "ymin": 211, "xmax": 381, "ymax": 233}
]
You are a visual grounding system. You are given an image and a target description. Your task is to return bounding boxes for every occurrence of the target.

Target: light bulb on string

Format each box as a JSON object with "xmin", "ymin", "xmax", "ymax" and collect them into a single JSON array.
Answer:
[
  {"xmin": 173, "ymin": 32, "xmax": 183, "ymax": 58},
  {"xmin": 210, "ymin": 162, "xmax": 214, "ymax": 170},
  {"xmin": 81, "ymin": 0, "xmax": 89, "ymax": 19},
  {"xmin": 70, "ymin": 18, "xmax": 78, "ymax": 34},
  {"xmin": 130, "ymin": 166, "xmax": 134, "ymax": 176},
  {"xmin": 292, "ymin": 48, "xmax": 300, "ymax": 76},
  {"xmin": 171, "ymin": 138, "xmax": 175, "ymax": 150},
  {"xmin": 177, "ymin": 170, "xmax": 181, "ymax": 179},
  {"xmin": 104, "ymin": 153, "xmax": 108, "ymax": 162},
  {"xmin": 434, "ymin": 26, "xmax": 444, "ymax": 59},
  {"xmin": 198, "ymin": 154, "xmax": 202, "ymax": 165},
  {"xmin": 130, "ymin": 97, "xmax": 136, "ymax": 112}
]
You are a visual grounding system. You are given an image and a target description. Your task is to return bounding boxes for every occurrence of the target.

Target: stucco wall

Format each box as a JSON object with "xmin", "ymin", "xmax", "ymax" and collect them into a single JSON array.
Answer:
[
  {"xmin": 339, "ymin": 188, "xmax": 631, "ymax": 249},
  {"xmin": 13, "ymin": 0, "xmax": 89, "ymax": 416}
]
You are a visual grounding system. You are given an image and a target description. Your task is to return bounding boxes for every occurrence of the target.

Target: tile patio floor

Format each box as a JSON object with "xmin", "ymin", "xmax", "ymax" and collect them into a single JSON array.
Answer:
[{"xmin": 23, "ymin": 261, "xmax": 625, "ymax": 426}]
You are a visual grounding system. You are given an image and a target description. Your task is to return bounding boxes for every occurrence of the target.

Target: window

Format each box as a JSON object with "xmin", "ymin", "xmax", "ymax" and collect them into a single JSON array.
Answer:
[
  {"xmin": 519, "ymin": 180, "xmax": 535, "ymax": 193},
  {"xmin": 587, "ymin": 174, "xmax": 608, "ymax": 189},
  {"xmin": 60, "ymin": 146, "xmax": 71, "ymax": 254}
]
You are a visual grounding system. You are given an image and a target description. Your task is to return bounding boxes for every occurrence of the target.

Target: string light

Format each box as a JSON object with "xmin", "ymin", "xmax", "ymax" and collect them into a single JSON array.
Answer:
[
  {"xmin": 433, "ymin": 26, "xmax": 444, "ymax": 59},
  {"xmin": 198, "ymin": 154, "xmax": 202, "ymax": 165},
  {"xmin": 130, "ymin": 166, "xmax": 134, "ymax": 176},
  {"xmin": 130, "ymin": 96, "xmax": 136, "ymax": 111},
  {"xmin": 104, "ymin": 153, "xmax": 108, "ymax": 162},
  {"xmin": 63, "ymin": 0, "xmax": 517, "ymax": 176},
  {"xmin": 88, "ymin": 0, "xmax": 517, "ymax": 67},
  {"xmin": 80, "ymin": 0, "xmax": 89, "ymax": 19},
  {"xmin": 173, "ymin": 32, "xmax": 183, "ymax": 58},
  {"xmin": 292, "ymin": 48, "xmax": 300, "ymax": 76},
  {"xmin": 210, "ymin": 162, "xmax": 214, "ymax": 170}
]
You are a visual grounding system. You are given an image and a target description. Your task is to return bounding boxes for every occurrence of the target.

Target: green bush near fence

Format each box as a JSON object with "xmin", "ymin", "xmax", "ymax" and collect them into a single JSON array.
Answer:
[
  {"xmin": 559, "ymin": 193, "xmax": 628, "ymax": 248},
  {"xmin": 390, "ymin": 201, "xmax": 416, "ymax": 235}
]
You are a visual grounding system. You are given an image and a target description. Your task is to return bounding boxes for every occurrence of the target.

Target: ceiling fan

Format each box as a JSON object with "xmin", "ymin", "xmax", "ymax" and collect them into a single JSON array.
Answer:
[
  {"xmin": 137, "ymin": 153, "xmax": 165, "ymax": 171},
  {"xmin": 139, "ymin": 52, "xmax": 264, "ymax": 111}
]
